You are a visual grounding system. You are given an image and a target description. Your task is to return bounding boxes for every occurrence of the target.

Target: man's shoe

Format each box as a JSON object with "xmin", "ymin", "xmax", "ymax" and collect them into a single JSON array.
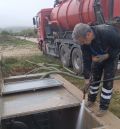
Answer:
[
  {"xmin": 85, "ymin": 101, "xmax": 95, "ymax": 108},
  {"xmin": 96, "ymin": 109, "xmax": 107, "ymax": 117}
]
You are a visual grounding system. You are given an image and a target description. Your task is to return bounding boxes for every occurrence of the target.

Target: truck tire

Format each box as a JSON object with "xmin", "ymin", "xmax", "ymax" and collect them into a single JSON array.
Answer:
[
  {"xmin": 60, "ymin": 45, "xmax": 70, "ymax": 67},
  {"xmin": 72, "ymin": 48, "xmax": 83, "ymax": 75}
]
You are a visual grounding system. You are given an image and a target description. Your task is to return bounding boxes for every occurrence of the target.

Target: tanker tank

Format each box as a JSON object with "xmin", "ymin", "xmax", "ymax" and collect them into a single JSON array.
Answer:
[{"xmin": 50, "ymin": 0, "xmax": 110, "ymax": 30}]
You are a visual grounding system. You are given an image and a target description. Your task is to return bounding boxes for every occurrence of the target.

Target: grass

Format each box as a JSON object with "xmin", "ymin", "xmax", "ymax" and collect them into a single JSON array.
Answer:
[
  {"xmin": 0, "ymin": 34, "xmax": 34, "ymax": 46},
  {"xmin": 1, "ymin": 55, "xmax": 62, "ymax": 77},
  {"xmin": 2, "ymin": 57, "xmax": 34, "ymax": 76},
  {"xmin": 62, "ymin": 75, "xmax": 84, "ymax": 88}
]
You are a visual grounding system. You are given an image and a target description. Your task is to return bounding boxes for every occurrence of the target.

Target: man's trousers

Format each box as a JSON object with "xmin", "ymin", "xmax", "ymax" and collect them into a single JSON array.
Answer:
[{"xmin": 88, "ymin": 57, "xmax": 118, "ymax": 110}]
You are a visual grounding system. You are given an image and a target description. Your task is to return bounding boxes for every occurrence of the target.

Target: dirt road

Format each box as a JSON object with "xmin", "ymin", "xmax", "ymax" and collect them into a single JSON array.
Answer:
[
  {"xmin": 15, "ymin": 36, "xmax": 38, "ymax": 43},
  {"xmin": 0, "ymin": 45, "xmax": 41, "ymax": 58},
  {"xmin": 0, "ymin": 36, "xmax": 41, "ymax": 58}
]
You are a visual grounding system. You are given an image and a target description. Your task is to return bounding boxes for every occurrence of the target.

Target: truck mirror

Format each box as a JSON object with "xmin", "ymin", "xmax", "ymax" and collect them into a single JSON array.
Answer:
[{"xmin": 33, "ymin": 17, "xmax": 36, "ymax": 25}]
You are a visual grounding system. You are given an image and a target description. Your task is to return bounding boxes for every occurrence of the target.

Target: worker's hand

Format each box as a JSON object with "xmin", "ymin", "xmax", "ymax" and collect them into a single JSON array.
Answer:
[{"xmin": 92, "ymin": 54, "xmax": 109, "ymax": 63}]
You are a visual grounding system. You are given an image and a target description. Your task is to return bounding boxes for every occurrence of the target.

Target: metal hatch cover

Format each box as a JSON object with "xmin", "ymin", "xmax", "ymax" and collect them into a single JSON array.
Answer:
[{"xmin": 2, "ymin": 78, "xmax": 63, "ymax": 95}]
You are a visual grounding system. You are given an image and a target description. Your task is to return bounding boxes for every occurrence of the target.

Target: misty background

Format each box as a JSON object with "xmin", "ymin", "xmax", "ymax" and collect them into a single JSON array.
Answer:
[{"xmin": 0, "ymin": 0, "xmax": 54, "ymax": 31}]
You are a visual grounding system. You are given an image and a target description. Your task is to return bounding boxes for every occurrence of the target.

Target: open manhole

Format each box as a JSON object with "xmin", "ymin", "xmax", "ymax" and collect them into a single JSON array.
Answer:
[{"xmin": 1, "ymin": 106, "xmax": 102, "ymax": 129}]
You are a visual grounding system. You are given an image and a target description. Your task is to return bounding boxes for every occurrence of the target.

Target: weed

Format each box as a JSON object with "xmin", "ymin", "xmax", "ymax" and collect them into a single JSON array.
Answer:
[{"xmin": 0, "ymin": 35, "xmax": 34, "ymax": 47}]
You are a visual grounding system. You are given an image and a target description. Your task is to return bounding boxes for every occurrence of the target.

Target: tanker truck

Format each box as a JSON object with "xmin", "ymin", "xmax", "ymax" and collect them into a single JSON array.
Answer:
[{"xmin": 33, "ymin": 0, "xmax": 120, "ymax": 74}]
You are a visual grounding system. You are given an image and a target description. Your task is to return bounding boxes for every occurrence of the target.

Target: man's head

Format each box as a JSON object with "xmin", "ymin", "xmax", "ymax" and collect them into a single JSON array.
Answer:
[{"xmin": 72, "ymin": 23, "xmax": 94, "ymax": 45}]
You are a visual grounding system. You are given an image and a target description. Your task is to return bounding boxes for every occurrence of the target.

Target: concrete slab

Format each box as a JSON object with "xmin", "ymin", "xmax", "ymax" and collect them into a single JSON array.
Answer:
[
  {"xmin": 2, "ymin": 78, "xmax": 62, "ymax": 95},
  {"xmin": 1, "ymin": 87, "xmax": 80, "ymax": 119}
]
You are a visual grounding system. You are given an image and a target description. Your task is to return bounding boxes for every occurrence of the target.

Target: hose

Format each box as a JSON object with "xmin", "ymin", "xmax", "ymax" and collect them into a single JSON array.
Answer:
[
  {"xmin": 91, "ymin": 76, "xmax": 120, "ymax": 85},
  {"xmin": 41, "ymin": 70, "xmax": 120, "ymax": 100},
  {"xmin": 26, "ymin": 60, "xmax": 120, "ymax": 99},
  {"xmin": 40, "ymin": 71, "xmax": 84, "ymax": 80}
]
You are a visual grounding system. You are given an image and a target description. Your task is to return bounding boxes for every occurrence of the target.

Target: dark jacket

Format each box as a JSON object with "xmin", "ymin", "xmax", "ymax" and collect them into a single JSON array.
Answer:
[{"xmin": 81, "ymin": 24, "xmax": 120, "ymax": 79}]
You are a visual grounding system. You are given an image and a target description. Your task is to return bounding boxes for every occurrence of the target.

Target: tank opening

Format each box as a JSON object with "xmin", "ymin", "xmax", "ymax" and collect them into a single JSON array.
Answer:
[{"xmin": 1, "ymin": 106, "xmax": 102, "ymax": 129}]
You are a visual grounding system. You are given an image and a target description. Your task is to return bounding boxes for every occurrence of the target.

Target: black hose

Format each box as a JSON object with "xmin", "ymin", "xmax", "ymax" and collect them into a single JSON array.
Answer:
[
  {"xmin": 91, "ymin": 76, "xmax": 120, "ymax": 85},
  {"xmin": 41, "ymin": 70, "xmax": 120, "ymax": 85}
]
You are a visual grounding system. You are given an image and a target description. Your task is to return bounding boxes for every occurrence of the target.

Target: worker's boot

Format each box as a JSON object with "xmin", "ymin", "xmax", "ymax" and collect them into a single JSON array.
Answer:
[
  {"xmin": 85, "ymin": 101, "xmax": 95, "ymax": 108},
  {"xmin": 96, "ymin": 109, "xmax": 107, "ymax": 117}
]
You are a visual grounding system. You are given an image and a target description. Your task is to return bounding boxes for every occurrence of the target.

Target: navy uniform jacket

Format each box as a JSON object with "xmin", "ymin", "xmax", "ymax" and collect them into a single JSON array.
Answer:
[{"xmin": 81, "ymin": 24, "xmax": 120, "ymax": 79}]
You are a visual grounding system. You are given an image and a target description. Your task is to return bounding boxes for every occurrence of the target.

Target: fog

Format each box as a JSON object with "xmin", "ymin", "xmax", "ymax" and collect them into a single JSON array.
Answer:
[{"xmin": 0, "ymin": 0, "xmax": 54, "ymax": 28}]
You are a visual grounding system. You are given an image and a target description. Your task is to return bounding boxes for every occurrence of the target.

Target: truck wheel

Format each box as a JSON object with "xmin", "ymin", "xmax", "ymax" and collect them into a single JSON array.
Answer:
[
  {"xmin": 60, "ymin": 45, "xmax": 70, "ymax": 67},
  {"xmin": 72, "ymin": 48, "xmax": 83, "ymax": 75}
]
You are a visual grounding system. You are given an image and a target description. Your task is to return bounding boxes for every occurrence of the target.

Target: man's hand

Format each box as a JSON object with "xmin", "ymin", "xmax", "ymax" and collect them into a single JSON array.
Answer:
[{"xmin": 92, "ymin": 54, "xmax": 109, "ymax": 63}]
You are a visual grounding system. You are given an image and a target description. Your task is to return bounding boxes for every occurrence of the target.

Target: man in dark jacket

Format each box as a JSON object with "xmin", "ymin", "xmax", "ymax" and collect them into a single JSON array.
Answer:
[{"xmin": 72, "ymin": 23, "xmax": 120, "ymax": 117}]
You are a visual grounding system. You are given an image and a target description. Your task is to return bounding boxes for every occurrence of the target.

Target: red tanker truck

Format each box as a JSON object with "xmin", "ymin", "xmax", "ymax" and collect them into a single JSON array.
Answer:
[{"xmin": 33, "ymin": 0, "xmax": 120, "ymax": 74}]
